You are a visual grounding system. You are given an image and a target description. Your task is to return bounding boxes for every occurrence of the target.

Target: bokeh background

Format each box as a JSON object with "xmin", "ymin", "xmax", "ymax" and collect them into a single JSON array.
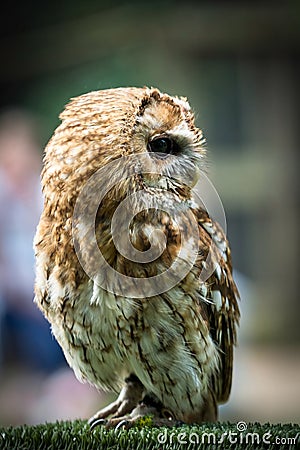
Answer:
[{"xmin": 0, "ymin": 0, "xmax": 299, "ymax": 426}]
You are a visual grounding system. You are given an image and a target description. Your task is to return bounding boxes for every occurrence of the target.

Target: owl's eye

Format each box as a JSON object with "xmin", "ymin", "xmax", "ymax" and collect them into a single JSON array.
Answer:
[{"xmin": 148, "ymin": 136, "xmax": 175, "ymax": 158}]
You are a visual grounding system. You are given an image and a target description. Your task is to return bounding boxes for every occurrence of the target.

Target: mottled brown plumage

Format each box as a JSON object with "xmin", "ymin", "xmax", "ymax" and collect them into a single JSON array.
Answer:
[{"xmin": 34, "ymin": 87, "xmax": 239, "ymax": 427}]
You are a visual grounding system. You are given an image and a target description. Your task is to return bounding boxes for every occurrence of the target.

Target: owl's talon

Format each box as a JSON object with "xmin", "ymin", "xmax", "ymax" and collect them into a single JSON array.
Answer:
[
  {"xmin": 89, "ymin": 374, "xmax": 144, "ymax": 425},
  {"xmin": 114, "ymin": 419, "xmax": 130, "ymax": 431},
  {"xmin": 89, "ymin": 418, "xmax": 108, "ymax": 430}
]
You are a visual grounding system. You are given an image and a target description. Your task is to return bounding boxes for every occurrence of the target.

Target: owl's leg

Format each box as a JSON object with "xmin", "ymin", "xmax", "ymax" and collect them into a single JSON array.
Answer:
[
  {"xmin": 104, "ymin": 391, "xmax": 217, "ymax": 429},
  {"xmin": 91, "ymin": 391, "xmax": 182, "ymax": 429},
  {"xmin": 117, "ymin": 392, "xmax": 181, "ymax": 427},
  {"xmin": 110, "ymin": 391, "xmax": 217, "ymax": 429},
  {"xmin": 89, "ymin": 380, "xmax": 217, "ymax": 429},
  {"xmin": 89, "ymin": 374, "xmax": 144, "ymax": 428}
]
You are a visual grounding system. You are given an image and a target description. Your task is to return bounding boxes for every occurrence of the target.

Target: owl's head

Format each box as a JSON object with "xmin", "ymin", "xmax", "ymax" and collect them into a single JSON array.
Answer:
[{"xmin": 42, "ymin": 87, "xmax": 206, "ymax": 205}]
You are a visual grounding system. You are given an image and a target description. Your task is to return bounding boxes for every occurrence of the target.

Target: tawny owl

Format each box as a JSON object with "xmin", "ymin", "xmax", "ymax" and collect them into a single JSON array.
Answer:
[{"xmin": 34, "ymin": 87, "xmax": 239, "ymax": 428}]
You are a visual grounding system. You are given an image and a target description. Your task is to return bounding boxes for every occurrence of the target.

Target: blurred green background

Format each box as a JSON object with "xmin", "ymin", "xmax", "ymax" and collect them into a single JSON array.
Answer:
[{"xmin": 0, "ymin": 0, "xmax": 299, "ymax": 425}]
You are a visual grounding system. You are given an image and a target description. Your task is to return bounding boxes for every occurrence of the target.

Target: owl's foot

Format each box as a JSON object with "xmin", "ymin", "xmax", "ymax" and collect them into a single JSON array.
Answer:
[
  {"xmin": 90, "ymin": 393, "xmax": 180, "ymax": 429},
  {"xmin": 88, "ymin": 374, "xmax": 144, "ymax": 428}
]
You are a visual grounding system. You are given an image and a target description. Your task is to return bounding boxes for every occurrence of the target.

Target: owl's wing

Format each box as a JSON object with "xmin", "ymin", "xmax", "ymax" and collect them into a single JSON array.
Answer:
[{"xmin": 196, "ymin": 210, "xmax": 240, "ymax": 403}]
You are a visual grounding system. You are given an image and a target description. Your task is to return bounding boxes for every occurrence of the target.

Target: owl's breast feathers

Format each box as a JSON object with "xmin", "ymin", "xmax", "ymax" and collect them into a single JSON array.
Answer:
[{"xmin": 124, "ymin": 205, "xmax": 240, "ymax": 403}]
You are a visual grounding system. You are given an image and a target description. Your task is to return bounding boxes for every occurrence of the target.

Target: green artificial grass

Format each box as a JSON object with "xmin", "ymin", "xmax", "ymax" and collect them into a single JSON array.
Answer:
[{"xmin": 0, "ymin": 420, "xmax": 299, "ymax": 450}]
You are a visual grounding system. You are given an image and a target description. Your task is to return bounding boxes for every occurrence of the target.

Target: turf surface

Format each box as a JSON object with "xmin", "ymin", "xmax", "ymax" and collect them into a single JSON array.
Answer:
[{"xmin": 0, "ymin": 420, "xmax": 299, "ymax": 449}]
